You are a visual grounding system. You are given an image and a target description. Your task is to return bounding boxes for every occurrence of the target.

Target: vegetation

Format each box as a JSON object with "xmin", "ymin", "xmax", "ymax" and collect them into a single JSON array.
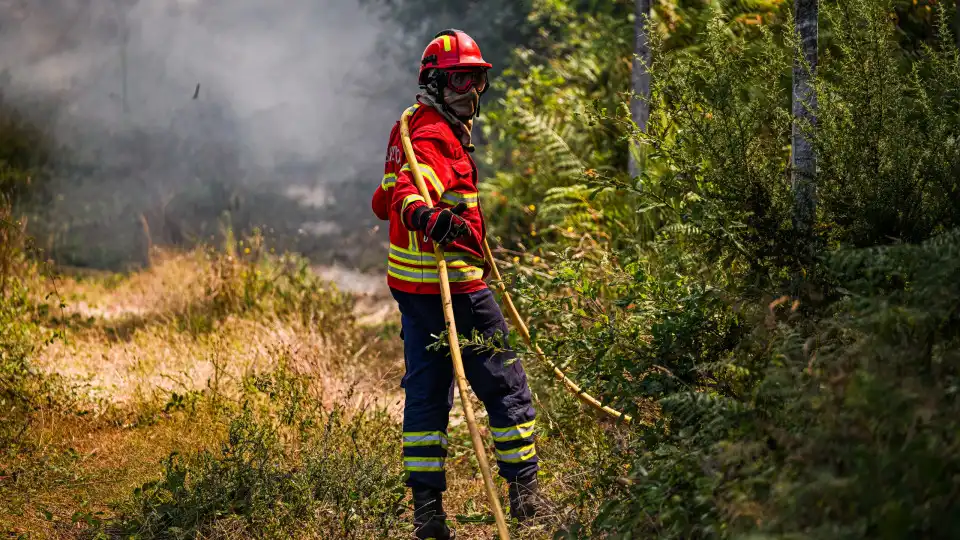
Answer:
[
  {"xmin": 3, "ymin": 0, "xmax": 960, "ymax": 538},
  {"xmin": 0, "ymin": 216, "xmax": 599, "ymax": 538},
  {"xmin": 480, "ymin": 0, "xmax": 960, "ymax": 537}
]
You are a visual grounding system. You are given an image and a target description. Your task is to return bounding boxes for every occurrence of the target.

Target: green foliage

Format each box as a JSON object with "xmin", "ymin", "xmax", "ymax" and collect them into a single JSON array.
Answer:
[
  {"xmin": 756, "ymin": 229, "xmax": 960, "ymax": 538},
  {"xmin": 481, "ymin": 0, "xmax": 633, "ymax": 245},
  {"xmin": 0, "ymin": 180, "xmax": 63, "ymax": 453},
  {"xmin": 115, "ymin": 367, "xmax": 406, "ymax": 539},
  {"xmin": 0, "ymin": 273, "xmax": 49, "ymax": 449},
  {"xmin": 816, "ymin": 0, "xmax": 960, "ymax": 246},
  {"xmin": 482, "ymin": 0, "xmax": 796, "ymax": 253},
  {"xmin": 481, "ymin": 0, "xmax": 960, "ymax": 537}
]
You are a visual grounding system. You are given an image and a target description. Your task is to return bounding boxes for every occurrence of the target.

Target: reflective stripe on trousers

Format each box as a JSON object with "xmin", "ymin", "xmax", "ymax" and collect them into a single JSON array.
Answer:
[{"xmin": 394, "ymin": 287, "xmax": 538, "ymax": 492}]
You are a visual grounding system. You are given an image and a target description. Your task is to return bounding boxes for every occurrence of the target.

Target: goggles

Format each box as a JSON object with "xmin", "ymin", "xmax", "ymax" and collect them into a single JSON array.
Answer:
[{"xmin": 445, "ymin": 69, "xmax": 488, "ymax": 94}]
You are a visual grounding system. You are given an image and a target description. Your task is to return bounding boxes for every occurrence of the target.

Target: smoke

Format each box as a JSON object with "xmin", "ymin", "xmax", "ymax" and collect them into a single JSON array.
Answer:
[
  {"xmin": 0, "ymin": 0, "xmax": 413, "ymax": 267},
  {"xmin": 3, "ymin": 0, "xmax": 407, "ymax": 165}
]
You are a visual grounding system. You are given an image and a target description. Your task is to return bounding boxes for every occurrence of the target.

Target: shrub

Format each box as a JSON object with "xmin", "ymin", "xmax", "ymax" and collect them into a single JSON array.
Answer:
[
  {"xmin": 115, "ymin": 366, "xmax": 406, "ymax": 539},
  {"xmin": 483, "ymin": 0, "xmax": 960, "ymax": 537},
  {"xmin": 0, "ymin": 197, "xmax": 63, "ymax": 450},
  {"xmin": 202, "ymin": 228, "xmax": 356, "ymax": 331}
]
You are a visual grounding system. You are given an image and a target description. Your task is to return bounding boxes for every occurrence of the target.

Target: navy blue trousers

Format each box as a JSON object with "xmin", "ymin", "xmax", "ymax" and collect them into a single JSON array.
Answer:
[{"xmin": 392, "ymin": 287, "xmax": 538, "ymax": 492}]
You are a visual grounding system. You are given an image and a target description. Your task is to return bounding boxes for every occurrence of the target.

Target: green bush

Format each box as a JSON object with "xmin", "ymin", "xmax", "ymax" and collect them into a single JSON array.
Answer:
[
  {"xmin": 115, "ymin": 367, "xmax": 406, "ymax": 539},
  {"xmin": 0, "ymin": 90, "xmax": 69, "ymax": 454},
  {"xmin": 483, "ymin": 0, "xmax": 960, "ymax": 537},
  {"xmin": 0, "ymin": 196, "xmax": 63, "ymax": 450}
]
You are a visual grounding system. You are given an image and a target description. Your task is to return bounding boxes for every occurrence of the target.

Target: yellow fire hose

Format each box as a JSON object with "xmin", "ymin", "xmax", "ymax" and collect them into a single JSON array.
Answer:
[
  {"xmin": 481, "ymin": 241, "xmax": 633, "ymax": 425},
  {"xmin": 399, "ymin": 115, "xmax": 511, "ymax": 540}
]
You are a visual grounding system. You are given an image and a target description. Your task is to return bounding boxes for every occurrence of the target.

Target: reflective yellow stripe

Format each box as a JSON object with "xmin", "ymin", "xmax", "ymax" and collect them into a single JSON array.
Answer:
[
  {"xmin": 401, "ymin": 163, "xmax": 444, "ymax": 196},
  {"xmin": 404, "ymin": 456, "xmax": 444, "ymax": 472},
  {"xmin": 388, "ymin": 261, "xmax": 484, "ymax": 280},
  {"xmin": 389, "ymin": 235, "xmax": 484, "ymax": 284},
  {"xmin": 389, "ymin": 244, "xmax": 484, "ymax": 268},
  {"xmin": 491, "ymin": 420, "xmax": 536, "ymax": 443},
  {"xmin": 388, "ymin": 260, "xmax": 483, "ymax": 283},
  {"xmin": 440, "ymin": 190, "xmax": 479, "ymax": 208},
  {"xmin": 389, "ymin": 251, "xmax": 480, "ymax": 269},
  {"xmin": 391, "ymin": 242, "xmax": 424, "ymax": 256},
  {"xmin": 495, "ymin": 443, "xmax": 537, "ymax": 464},
  {"xmin": 441, "ymin": 35, "xmax": 452, "ymax": 52},
  {"xmin": 401, "ymin": 194, "xmax": 425, "ymax": 212},
  {"xmin": 404, "ymin": 104, "xmax": 421, "ymax": 118},
  {"xmin": 391, "ymin": 242, "xmax": 482, "ymax": 260},
  {"xmin": 381, "ymin": 173, "xmax": 397, "ymax": 191},
  {"xmin": 390, "ymin": 246, "xmax": 433, "ymax": 266},
  {"xmin": 403, "ymin": 431, "xmax": 449, "ymax": 448},
  {"xmin": 388, "ymin": 267, "xmax": 439, "ymax": 283}
]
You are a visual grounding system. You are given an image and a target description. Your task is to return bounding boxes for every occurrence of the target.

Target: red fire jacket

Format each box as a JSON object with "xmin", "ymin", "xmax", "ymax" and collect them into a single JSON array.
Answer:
[{"xmin": 372, "ymin": 102, "xmax": 490, "ymax": 294}]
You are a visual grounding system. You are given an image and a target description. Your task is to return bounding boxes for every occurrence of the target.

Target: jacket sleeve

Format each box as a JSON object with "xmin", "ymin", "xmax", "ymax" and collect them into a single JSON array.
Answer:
[
  {"xmin": 372, "ymin": 181, "xmax": 390, "ymax": 222},
  {"xmin": 391, "ymin": 133, "xmax": 451, "ymax": 230},
  {"xmin": 371, "ymin": 129, "xmax": 400, "ymax": 221}
]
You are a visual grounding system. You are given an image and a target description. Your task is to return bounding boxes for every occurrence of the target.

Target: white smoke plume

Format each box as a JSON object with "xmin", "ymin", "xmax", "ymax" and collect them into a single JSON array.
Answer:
[
  {"xmin": 2, "ymin": 0, "xmax": 407, "ymax": 165},
  {"xmin": 0, "ymin": 0, "xmax": 414, "ymax": 266}
]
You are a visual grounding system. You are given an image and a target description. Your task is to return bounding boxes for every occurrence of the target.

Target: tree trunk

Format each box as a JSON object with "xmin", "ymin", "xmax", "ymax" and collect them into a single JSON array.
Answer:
[
  {"xmin": 629, "ymin": 0, "xmax": 651, "ymax": 180},
  {"xmin": 792, "ymin": 0, "xmax": 818, "ymax": 243}
]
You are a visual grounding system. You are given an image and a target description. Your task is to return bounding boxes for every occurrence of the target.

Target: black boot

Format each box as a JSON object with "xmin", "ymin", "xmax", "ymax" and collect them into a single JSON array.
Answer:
[
  {"xmin": 508, "ymin": 475, "xmax": 555, "ymax": 522},
  {"xmin": 412, "ymin": 488, "xmax": 454, "ymax": 540}
]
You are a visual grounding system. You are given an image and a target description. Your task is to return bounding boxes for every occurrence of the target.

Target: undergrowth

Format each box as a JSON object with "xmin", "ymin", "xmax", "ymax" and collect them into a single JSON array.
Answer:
[
  {"xmin": 0, "ymin": 225, "xmax": 408, "ymax": 539},
  {"xmin": 484, "ymin": 0, "xmax": 960, "ymax": 537},
  {"xmin": 112, "ymin": 364, "xmax": 407, "ymax": 540},
  {"xmin": 0, "ymin": 197, "xmax": 66, "ymax": 451}
]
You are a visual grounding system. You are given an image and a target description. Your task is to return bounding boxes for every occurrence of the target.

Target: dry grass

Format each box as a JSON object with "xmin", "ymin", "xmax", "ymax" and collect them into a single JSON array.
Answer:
[
  {"xmin": 3, "ymin": 247, "xmax": 602, "ymax": 539},
  {"xmin": 0, "ymin": 407, "xmax": 224, "ymax": 538},
  {"xmin": 53, "ymin": 250, "xmax": 210, "ymax": 321},
  {"xmin": 35, "ymin": 249, "xmax": 405, "ymax": 411}
]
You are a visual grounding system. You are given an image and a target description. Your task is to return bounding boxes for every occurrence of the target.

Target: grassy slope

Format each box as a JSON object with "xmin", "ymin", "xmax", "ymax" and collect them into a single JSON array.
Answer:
[{"xmin": 1, "ymin": 249, "xmax": 605, "ymax": 539}]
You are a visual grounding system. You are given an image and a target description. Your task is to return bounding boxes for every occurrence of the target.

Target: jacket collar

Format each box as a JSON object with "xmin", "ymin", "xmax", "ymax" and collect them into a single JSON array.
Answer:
[{"xmin": 416, "ymin": 94, "xmax": 475, "ymax": 152}]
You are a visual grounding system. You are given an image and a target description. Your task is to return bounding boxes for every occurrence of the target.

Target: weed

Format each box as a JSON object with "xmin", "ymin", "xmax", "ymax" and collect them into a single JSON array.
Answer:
[{"xmin": 113, "ymin": 366, "xmax": 407, "ymax": 539}]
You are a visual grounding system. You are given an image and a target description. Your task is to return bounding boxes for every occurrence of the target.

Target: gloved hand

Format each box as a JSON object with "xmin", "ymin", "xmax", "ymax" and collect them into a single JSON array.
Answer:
[{"xmin": 411, "ymin": 202, "xmax": 469, "ymax": 245}]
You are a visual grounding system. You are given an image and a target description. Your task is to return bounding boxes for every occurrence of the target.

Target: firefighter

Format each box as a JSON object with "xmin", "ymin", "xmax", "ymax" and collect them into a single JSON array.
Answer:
[{"xmin": 372, "ymin": 29, "xmax": 552, "ymax": 539}]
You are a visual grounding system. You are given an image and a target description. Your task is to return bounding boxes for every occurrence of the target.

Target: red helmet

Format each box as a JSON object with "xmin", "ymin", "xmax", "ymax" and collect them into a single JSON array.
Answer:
[{"xmin": 418, "ymin": 29, "xmax": 492, "ymax": 86}]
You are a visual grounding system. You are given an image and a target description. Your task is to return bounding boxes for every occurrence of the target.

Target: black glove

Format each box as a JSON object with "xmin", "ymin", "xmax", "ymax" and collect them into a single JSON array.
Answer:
[{"xmin": 412, "ymin": 202, "xmax": 470, "ymax": 245}]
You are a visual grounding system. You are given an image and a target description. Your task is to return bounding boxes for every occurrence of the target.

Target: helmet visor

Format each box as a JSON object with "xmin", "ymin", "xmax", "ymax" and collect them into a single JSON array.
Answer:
[{"xmin": 446, "ymin": 69, "xmax": 488, "ymax": 94}]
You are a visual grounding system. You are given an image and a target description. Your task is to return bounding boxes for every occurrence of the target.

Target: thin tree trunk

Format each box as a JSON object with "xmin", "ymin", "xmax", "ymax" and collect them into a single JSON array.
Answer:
[
  {"xmin": 792, "ymin": 0, "xmax": 818, "ymax": 244},
  {"xmin": 629, "ymin": 0, "xmax": 651, "ymax": 180}
]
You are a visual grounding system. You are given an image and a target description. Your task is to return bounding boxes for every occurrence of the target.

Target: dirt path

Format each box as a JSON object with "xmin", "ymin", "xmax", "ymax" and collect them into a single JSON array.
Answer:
[{"xmin": 37, "ymin": 256, "xmax": 405, "ymax": 417}]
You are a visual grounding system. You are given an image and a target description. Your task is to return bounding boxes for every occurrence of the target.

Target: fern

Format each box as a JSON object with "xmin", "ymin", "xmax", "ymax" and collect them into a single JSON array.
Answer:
[{"xmin": 512, "ymin": 106, "xmax": 589, "ymax": 180}]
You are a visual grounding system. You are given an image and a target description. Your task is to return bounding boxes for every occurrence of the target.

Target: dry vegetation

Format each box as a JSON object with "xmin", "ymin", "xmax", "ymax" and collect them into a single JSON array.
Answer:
[{"xmin": 1, "ymin": 241, "xmax": 610, "ymax": 539}]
